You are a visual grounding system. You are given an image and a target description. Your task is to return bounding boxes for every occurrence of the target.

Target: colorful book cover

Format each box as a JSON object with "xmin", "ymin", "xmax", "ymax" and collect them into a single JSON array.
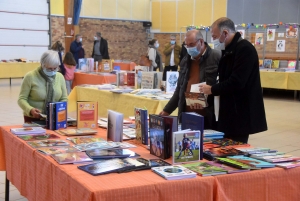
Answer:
[
  {"xmin": 181, "ymin": 112, "xmax": 204, "ymax": 159},
  {"xmin": 77, "ymin": 102, "xmax": 98, "ymax": 129},
  {"xmin": 216, "ymin": 157, "xmax": 260, "ymax": 170},
  {"xmin": 67, "ymin": 136, "xmax": 104, "ymax": 144},
  {"xmin": 203, "ymin": 130, "xmax": 224, "ymax": 137},
  {"xmin": 203, "ymin": 147, "xmax": 244, "ymax": 161},
  {"xmin": 134, "ymin": 66, "xmax": 148, "ymax": 89},
  {"xmin": 37, "ymin": 146, "xmax": 79, "ymax": 155},
  {"xmin": 127, "ymin": 72, "xmax": 135, "ymax": 87},
  {"xmin": 288, "ymin": 60, "xmax": 296, "ymax": 69},
  {"xmin": 166, "ymin": 71, "xmax": 179, "ymax": 94},
  {"xmin": 18, "ymin": 133, "xmax": 59, "ymax": 141},
  {"xmin": 57, "ymin": 128, "xmax": 97, "ymax": 136},
  {"xmin": 173, "ymin": 130, "xmax": 201, "ymax": 163},
  {"xmin": 86, "ymin": 149, "xmax": 139, "ymax": 159},
  {"xmin": 134, "ymin": 108, "xmax": 148, "ymax": 143},
  {"xmin": 100, "ymin": 59, "xmax": 112, "ymax": 72},
  {"xmin": 259, "ymin": 59, "xmax": 264, "ymax": 67},
  {"xmin": 151, "ymin": 165, "xmax": 197, "ymax": 180},
  {"xmin": 275, "ymin": 161, "xmax": 300, "ymax": 169},
  {"xmin": 206, "ymin": 161, "xmax": 250, "ymax": 174},
  {"xmin": 51, "ymin": 152, "xmax": 93, "ymax": 164},
  {"xmin": 55, "ymin": 101, "xmax": 67, "ymax": 130},
  {"xmin": 182, "ymin": 161, "xmax": 227, "ymax": 176},
  {"xmin": 272, "ymin": 60, "xmax": 280, "ymax": 69},
  {"xmin": 184, "ymin": 92, "xmax": 208, "ymax": 108},
  {"xmin": 27, "ymin": 140, "xmax": 69, "ymax": 148},
  {"xmin": 227, "ymin": 156, "xmax": 275, "ymax": 168},
  {"xmin": 10, "ymin": 127, "xmax": 46, "ymax": 135},
  {"xmin": 141, "ymin": 72, "xmax": 155, "ymax": 89},
  {"xmin": 263, "ymin": 59, "xmax": 272, "ymax": 68},
  {"xmin": 107, "ymin": 110, "xmax": 124, "ymax": 142}
]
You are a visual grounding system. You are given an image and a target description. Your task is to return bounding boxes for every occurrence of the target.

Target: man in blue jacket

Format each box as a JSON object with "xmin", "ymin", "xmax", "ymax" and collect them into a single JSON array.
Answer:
[{"xmin": 70, "ymin": 34, "xmax": 85, "ymax": 65}]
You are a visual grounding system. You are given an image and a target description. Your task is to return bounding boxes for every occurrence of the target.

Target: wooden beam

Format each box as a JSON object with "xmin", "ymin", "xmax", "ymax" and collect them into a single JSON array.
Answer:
[{"xmin": 64, "ymin": 0, "xmax": 75, "ymax": 52}]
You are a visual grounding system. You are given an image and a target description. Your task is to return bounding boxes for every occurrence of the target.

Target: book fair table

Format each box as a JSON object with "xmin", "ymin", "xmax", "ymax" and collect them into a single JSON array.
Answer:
[
  {"xmin": 68, "ymin": 86, "xmax": 177, "ymax": 117},
  {"xmin": 1, "ymin": 126, "xmax": 300, "ymax": 201},
  {"xmin": 113, "ymin": 61, "xmax": 136, "ymax": 71},
  {"xmin": 72, "ymin": 72, "xmax": 117, "ymax": 88},
  {"xmin": 260, "ymin": 71, "xmax": 300, "ymax": 90}
]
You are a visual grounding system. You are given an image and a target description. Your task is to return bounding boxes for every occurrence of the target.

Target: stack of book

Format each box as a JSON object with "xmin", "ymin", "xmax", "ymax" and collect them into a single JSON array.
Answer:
[
  {"xmin": 203, "ymin": 130, "xmax": 224, "ymax": 140},
  {"xmin": 152, "ymin": 165, "xmax": 197, "ymax": 180}
]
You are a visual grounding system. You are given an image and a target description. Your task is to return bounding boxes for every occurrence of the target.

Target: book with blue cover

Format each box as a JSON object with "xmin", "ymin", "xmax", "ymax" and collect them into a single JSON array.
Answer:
[
  {"xmin": 134, "ymin": 108, "xmax": 148, "ymax": 145},
  {"xmin": 227, "ymin": 155, "xmax": 275, "ymax": 168},
  {"xmin": 55, "ymin": 101, "xmax": 67, "ymax": 130},
  {"xmin": 181, "ymin": 112, "xmax": 204, "ymax": 159}
]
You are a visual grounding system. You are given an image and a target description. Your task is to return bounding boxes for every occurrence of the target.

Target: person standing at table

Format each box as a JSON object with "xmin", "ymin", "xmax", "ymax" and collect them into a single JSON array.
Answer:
[
  {"xmin": 18, "ymin": 50, "xmax": 68, "ymax": 123},
  {"xmin": 63, "ymin": 52, "xmax": 77, "ymax": 95},
  {"xmin": 92, "ymin": 32, "xmax": 109, "ymax": 70},
  {"xmin": 200, "ymin": 17, "xmax": 267, "ymax": 143},
  {"xmin": 147, "ymin": 39, "xmax": 163, "ymax": 72},
  {"xmin": 162, "ymin": 34, "xmax": 181, "ymax": 81},
  {"xmin": 159, "ymin": 29, "xmax": 220, "ymax": 129},
  {"xmin": 70, "ymin": 34, "xmax": 85, "ymax": 65},
  {"xmin": 51, "ymin": 41, "xmax": 66, "ymax": 76}
]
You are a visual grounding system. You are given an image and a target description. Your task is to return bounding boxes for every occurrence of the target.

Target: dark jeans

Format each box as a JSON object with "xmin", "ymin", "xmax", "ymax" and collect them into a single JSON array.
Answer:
[
  {"xmin": 163, "ymin": 65, "xmax": 178, "ymax": 81},
  {"xmin": 93, "ymin": 55, "xmax": 103, "ymax": 62},
  {"xmin": 224, "ymin": 134, "xmax": 250, "ymax": 143}
]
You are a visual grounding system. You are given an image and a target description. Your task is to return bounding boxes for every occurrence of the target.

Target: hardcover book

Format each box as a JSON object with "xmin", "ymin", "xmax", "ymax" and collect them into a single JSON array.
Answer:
[
  {"xmin": 127, "ymin": 72, "xmax": 135, "ymax": 87},
  {"xmin": 166, "ymin": 71, "xmax": 179, "ymax": 94},
  {"xmin": 263, "ymin": 59, "xmax": 272, "ymax": 68},
  {"xmin": 51, "ymin": 152, "xmax": 93, "ymax": 164},
  {"xmin": 67, "ymin": 136, "xmax": 104, "ymax": 144},
  {"xmin": 107, "ymin": 110, "xmax": 124, "ymax": 142},
  {"xmin": 55, "ymin": 101, "xmax": 67, "ymax": 130},
  {"xmin": 182, "ymin": 161, "xmax": 227, "ymax": 176},
  {"xmin": 86, "ymin": 149, "xmax": 139, "ymax": 159},
  {"xmin": 37, "ymin": 146, "xmax": 79, "ymax": 155},
  {"xmin": 181, "ymin": 112, "xmax": 204, "ymax": 159},
  {"xmin": 173, "ymin": 130, "xmax": 201, "ymax": 163},
  {"xmin": 134, "ymin": 108, "xmax": 148, "ymax": 144},
  {"xmin": 100, "ymin": 59, "xmax": 112, "ymax": 72},
  {"xmin": 77, "ymin": 102, "xmax": 98, "ymax": 129},
  {"xmin": 272, "ymin": 60, "xmax": 280, "ymax": 69},
  {"xmin": 141, "ymin": 72, "xmax": 157, "ymax": 89},
  {"xmin": 27, "ymin": 140, "xmax": 69, "ymax": 148},
  {"xmin": 288, "ymin": 60, "xmax": 296, "ymax": 69},
  {"xmin": 78, "ymin": 58, "xmax": 94, "ymax": 72},
  {"xmin": 134, "ymin": 66, "xmax": 149, "ymax": 89},
  {"xmin": 151, "ymin": 165, "xmax": 197, "ymax": 180},
  {"xmin": 184, "ymin": 92, "xmax": 208, "ymax": 107},
  {"xmin": 18, "ymin": 133, "xmax": 60, "ymax": 141},
  {"xmin": 116, "ymin": 72, "xmax": 125, "ymax": 87}
]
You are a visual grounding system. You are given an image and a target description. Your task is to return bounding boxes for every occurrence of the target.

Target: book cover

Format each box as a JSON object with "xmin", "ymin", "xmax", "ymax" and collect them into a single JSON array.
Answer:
[
  {"xmin": 134, "ymin": 108, "xmax": 144, "ymax": 143},
  {"xmin": 77, "ymin": 102, "xmax": 98, "ymax": 129},
  {"xmin": 149, "ymin": 115, "xmax": 167, "ymax": 159},
  {"xmin": 259, "ymin": 59, "xmax": 264, "ymax": 67},
  {"xmin": 74, "ymin": 141, "xmax": 114, "ymax": 151},
  {"xmin": 173, "ymin": 130, "xmax": 201, "ymax": 163},
  {"xmin": 78, "ymin": 58, "xmax": 88, "ymax": 72},
  {"xmin": 57, "ymin": 128, "xmax": 97, "ymax": 136},
  {"xmin": 27, "ymin": 140, "xmax": 69, "ymax": 148},
  {"xmin": 141, "ymin": 72, "xmax": 155, "ymax": 89},
  {"xmin": 275, "ymin": 161, "xmax": 300, "ymax": 169},
  {"xmin": 78, "ymin": 158, "xmax": 135, "ymax": 175},
  {"xmin": 166, "ymin": 71, "xmax": 179, "ymax": 94},
  {"xmin": 203, "ymin": 147, "xmax": 244, "ymax": 161},
  {"xmin": 151, "ymin": 165, "xmax": 197, "ymax": 180},
  {"xmin": 211, "ymin": 138, "xmax": 250, "ymax": 147},
  {"xmin": 206, "ymin": 161, "xmax": 250, "ymax": 174},
  {"xmin": 67, "ymin": 136, "xmax": 104, "ymax": 144},
  {"xmin": 86, "ymin": 149, "xmax": 139, "ymax": 159},
  {"xmin": 10, "ymin": 127, "xmax": 46, "ymax": 135},
  {"xmin": 272, "ymin": 60, "xmax": 280, "ymax": 69},
  {"xmin": 227, "ymin": 156, "xmax": 275, "ymax": 168},
  {"xmin": 134, "ymin": 66, "xmax": 148, "ymax": 89},
  {"xmin": 116, "ymin": 72, "xmax": 125, "ymax": 87},
  {"xmin": 259, "ymin": 155, "xmax": 300, "ymax": 163},
  {"xmin": 51, "ymin": 152, "xmax": 93, "ymax": 164},
  {"xmin": 18, "ymin": 133, "xmax": 59, "ymax": 141},
  {"xmin": 107, "ymin": 110, "xmax": 124, "ymax": 142},
  {"xmin": 140, "ymin": 109, "xmax": 148, "ymax": 145},
  {"xmin": 181, "ymin": 112, "xmax": 204, "ymax": 159},
  {"xmin": 127, "ymin": 72, "xmax": 135, "ymax": 87},
  {"xmin": 55, "ymin": 102, "xmax": 67, "ymax": 130},
  {"xmin": 184, "ymin": 92, "xmax": 208, "ymax": 108},
  {"xmin": 182, "ymin": 161, "xmax": 227, "ymax": 176},
  {"xmin": 288, "ymin": 60, "xmax": 296, "ymax": 69},
  {"xmin": 203, "ymin": 130, "xmax": 224, "ymax": 137},
  {"xmin": 37, "ymin": 146, "xmax": 79, "ymax": 155},
  {"xmin": 216, "ymin": 157, "xmax": 261, "ymax": 170},
  {"xmin": 263, "ymin": 59, "xmax": 272, "ymax": 68},
  {"xmin": 100, "ymin": 59, "xmax": 112, "ymax": 72}
]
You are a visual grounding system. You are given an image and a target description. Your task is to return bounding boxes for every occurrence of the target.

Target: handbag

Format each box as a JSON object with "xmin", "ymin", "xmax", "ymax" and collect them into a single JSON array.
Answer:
[{"xmin": 139, "ymin": 55, "xmax": 151, "ymax": 67}]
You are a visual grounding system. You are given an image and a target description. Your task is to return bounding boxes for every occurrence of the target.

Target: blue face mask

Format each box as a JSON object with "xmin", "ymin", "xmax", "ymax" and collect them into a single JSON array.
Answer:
[
  {"xmin": 43, "ymin": 68, "xmax": 57, "ymax": 77},
  {"xmin": 186, "ymin": 41, "xmax": 200, "ymax": 58},
  {"xmin": 170, "ymin": 41, "xmax": 175, "ymax": 45}
]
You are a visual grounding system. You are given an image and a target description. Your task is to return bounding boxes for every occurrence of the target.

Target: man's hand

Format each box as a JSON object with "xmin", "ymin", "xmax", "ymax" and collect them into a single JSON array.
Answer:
[
  {"xmin": 30, "ymin": 108, "xmax": 41, "ymax": 119},
  {"xmin": 159, "ymin": 111, "xmax": 170, "ymax": 116},
  {"xmin": 171, "ymin": 45, "xmax": 175, "ymax": 49},
  {"xmin": 199, "ymin": 84, "xmax": 212, "ymax": 95},
  {"xmin": 190, "ymin": 103, "xmax": 203, "ymax": 109}
]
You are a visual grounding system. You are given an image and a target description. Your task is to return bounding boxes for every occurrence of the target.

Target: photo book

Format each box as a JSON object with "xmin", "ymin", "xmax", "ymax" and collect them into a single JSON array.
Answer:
[
  {"xmin": 37, "ymin": 146, "xmax": 79, "ymax": 155},
  {"xmin": 151, "ymin": 165, "xmax": 197, "ymax": 180},
  {"xmin": 134, "ymin": 108, "xmax": 148, "ymax": 145},
  {"xmin": 107, "ymin": 110, "xmax": 124, "ymax": 142},
  {"xmin": 77, "ymin": 101, "xmax": 98, "ymax": 129},
  {"xmin": 182, "ymin": 161, "xmax": 227, "ymax": 176},
  {"xmin": 51, "ymin": 152, "xmax": 93, "ymax": 164}
]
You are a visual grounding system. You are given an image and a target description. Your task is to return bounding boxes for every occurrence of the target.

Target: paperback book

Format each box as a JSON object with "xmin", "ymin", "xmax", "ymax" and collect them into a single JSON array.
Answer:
[
  {"xmin": 107, "ymin": 110, "xmax": 124, "ymax": 142},
  {"xmin": 134, "ymin": 108, "xmax": 148, "ymax": 144},
  {"xmin": 203, "ymin": 147, "xmax": 244, "ymax": 161},
  {"xmin": 11, "ymin": 127, "xmax": 46, "ymax": 135},
  {"xmin": 227, "ymin": 155, "xmax": 275, "ymax": 168},
  {"xmin": 51, "ymin": 152, "xmax": 93, "ymax": 164},
  {"xmin": 182, "ymin": 161, "xmax": 227, "ymax": 176},
  {"xmin": 206, "ymin": 161, "xmax": 250, "ymax": 174},
  {"xmin": 116, "ymin": 72, "xmax": 125, "ymax": 87},
  {"xmin": 216, "ymin": 157, "xmax": 261, "ymax": 170},
  {"xmin": 151, "ymin": 165, "xmax": 197, "ymax": 180},
  {"xmin": 37, "ymin": 146, "xmax": 79, "ymax": 155},
  {"xmin": 56, "ymin": 128, "xmax": 97, "ymax": 136},
  {"xmin": 77, "ymin": 102, "xmax": 98, "ymax": 129},
  {"xmin": 67, "ymin": 136, "xmax": 104, "ymax": 144},
  {"xmin": 263, "ymin": 59, "xmax": 272, "ymax": 68},
  {"xmin": 27, "ymin": 140, "xmax": 69, "ymax": 148},
  {"xmin": 86, "ymin": 149, "xmax": 139, "ymax": 159},
  {"xmin": 275, "ymin": 161, "xmax": 300, "ymax": 169},
  {"xmin": 184, "ymin": 92, "xmax": 208, "ymax": 108},
  {"xmin": 18, "ymin": 133, "xmax": 59, "ymax": 141},
  {"xmin": 100, "ymin": 59, "xmax": 112, "ymax": 72}
]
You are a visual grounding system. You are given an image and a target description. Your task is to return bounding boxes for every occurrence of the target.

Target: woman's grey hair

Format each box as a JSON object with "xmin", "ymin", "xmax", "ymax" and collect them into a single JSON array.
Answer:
[
  {"xmin": 212, "ymin": 17, "xmax": 236, "ymax": 33},
  {"xmin": 40, "ymin": 50, "xmax": 60, "ymax": 68}
]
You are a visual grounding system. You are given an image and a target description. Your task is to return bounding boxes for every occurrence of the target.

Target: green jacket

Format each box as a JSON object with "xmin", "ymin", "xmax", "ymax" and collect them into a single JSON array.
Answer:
[
  {"xmin": 163, "ymin": 43, "xmax": 181, "ymax": 66},
  {"xmin": 18, "ymin": 66, "xmax": 68, "ymax": 117}
]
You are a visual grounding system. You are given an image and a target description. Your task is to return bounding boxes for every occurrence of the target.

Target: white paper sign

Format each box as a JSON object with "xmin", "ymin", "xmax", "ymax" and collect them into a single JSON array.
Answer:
[
  {"xmin": 276, "ymin": 40, "xmax": 285, "ymax": 52},
  {"xmin": 67, "ymin": 17, "xmax": 72, "ymax": 24}
]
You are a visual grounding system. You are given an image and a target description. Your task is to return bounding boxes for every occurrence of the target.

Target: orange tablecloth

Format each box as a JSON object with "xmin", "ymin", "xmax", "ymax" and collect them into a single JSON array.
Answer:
[
  {"xmin": 72, "ymin": 72, "xmax": 117, "ymax": 87},
  {"xmin": 1, "ymin": 126, "xmax": 300, "ymax": 201},
  {"xmin": 113, "ymin": 62, "xmax": 136, "ymax": 71}
]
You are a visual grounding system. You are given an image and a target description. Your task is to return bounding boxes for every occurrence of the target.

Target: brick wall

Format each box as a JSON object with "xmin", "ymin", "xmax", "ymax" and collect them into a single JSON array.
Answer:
[{"xmin": 50, "ymin": 16, "xmax": 65, "ymax": 47}]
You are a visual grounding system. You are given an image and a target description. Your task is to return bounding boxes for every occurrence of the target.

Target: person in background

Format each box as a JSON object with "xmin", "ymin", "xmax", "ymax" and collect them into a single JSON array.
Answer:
[
  {"xmin": 70, "ymin": 34, "xmax": 85, "ymax": 65},
  {"xmin": 51, "ymin": 41, "xmax": 65, "ymax": 75},
  {"xmin": 18, "ymin": 50, "xmax": 68, "ymax": 123},
  {"xmin": 180, "ymin": 41, "xmax": 187, "ymax": 63},
  {"xmin": 63, "ymin": 52, "xmax": 77, "ymax": 95},
  {"xmin": 147, "ymin": 39, "xmax": 163, "ymax": 72},
  {"xmin": 200, "ymin": 17, "xmax": 267, "ymax": 143},
  {"xmin": 92, "ymin": 32, "xmax": 109, "ymax": 70},
  {"xmin": 162, "ymin": 34, "xmax": 181, "ymax": 80},
  {"xmin": 159, "ymin": 29, "xmax": 220, "ymax": 129}
]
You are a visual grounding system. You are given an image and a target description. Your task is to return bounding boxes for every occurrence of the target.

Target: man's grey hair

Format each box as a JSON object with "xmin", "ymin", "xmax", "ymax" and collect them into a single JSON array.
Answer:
[
  {"xmin": 40, "ymin": 50, "xmax": 60, "ymax": 68},
  {"xmin": 212, "ymin": 17, "xmax": 236, "ymax": 33},
  {"xmin": 186, "ymin": 29, "xmax": 204, "ymax": 40},
  {"xmin": 170, "ymin": 34, "xmax": 176, "ymax": 38},
  {"xmin": 96, "ymin": 32, "xmax": 101, "ymax": 37}
]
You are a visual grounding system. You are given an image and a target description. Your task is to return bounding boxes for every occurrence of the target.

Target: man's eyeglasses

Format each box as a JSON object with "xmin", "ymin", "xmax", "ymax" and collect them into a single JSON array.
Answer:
[{"xmin": 184, "ymin": 39, "xmax": 200, "ymax": 48}]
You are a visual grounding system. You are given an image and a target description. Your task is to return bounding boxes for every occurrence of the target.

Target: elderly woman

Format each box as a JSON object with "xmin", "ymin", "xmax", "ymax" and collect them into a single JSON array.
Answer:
[{"xmin": 18, "ymin": 50, "xmax": 68, "ymax": 123}]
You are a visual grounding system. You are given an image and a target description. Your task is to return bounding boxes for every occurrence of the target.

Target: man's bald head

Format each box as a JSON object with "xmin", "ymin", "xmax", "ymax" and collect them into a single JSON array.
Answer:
[{"xmin": 186, "ymin": 29, "xmax": 204, "ymax": 41}]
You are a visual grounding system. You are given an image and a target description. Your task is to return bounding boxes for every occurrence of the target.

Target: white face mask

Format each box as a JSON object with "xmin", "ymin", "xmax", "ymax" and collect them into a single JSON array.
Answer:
[
  {"xmin": 94, "ymin": 36, "xmax": 98, "ymax": 40},
  {"xmin": 213, "ymin": 32, "xmax": 226, "ymax": 50},
  {"xmin": 155, "ymin": 43, "xmax": 159, "ymax": 48},
  {"xmin": 79, "ymin": 38, "xmax": 82, "ymax": 42},
  {"xmin": 43, "ymin": 68, "xmax": 57, "ymax": 77}
]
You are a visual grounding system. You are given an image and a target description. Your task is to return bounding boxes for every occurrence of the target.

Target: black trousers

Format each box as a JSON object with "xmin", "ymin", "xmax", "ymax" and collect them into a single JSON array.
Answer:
[
  {"xmin": 224, "ymin": 134, "xmax": 250, "ymax": 143},
  {"xmin": 163, "ymin": 65, "xmax": 178, "ymax": 81}
]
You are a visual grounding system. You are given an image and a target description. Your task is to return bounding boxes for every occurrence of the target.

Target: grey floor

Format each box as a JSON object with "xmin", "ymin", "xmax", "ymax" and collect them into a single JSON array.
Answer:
[{"xmin": 0, "ymin": 79, "xmax": 300, "ymax": 201}]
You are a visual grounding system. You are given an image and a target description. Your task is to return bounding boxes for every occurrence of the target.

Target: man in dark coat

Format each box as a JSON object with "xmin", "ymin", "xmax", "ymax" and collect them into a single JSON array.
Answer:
[
  {"xmin": 92, "ymin": 32, "xmax": 110, "ymax": 62},
  {"xmin": 70, "ymin": 34, "xmax": 85, "ymax": 65},
  {"xmin": 200, "ymin": 17, "xmax": 267, "ymax": 143},
  {"xmin": 160, "ymin": 29, "xmax": 221, "ymax": 129}
]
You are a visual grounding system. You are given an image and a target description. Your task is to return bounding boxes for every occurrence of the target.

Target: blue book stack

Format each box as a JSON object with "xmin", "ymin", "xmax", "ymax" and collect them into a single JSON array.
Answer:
[{"xmin": 203, "ymin": 130, "xmax": 224, "ymax": 139}]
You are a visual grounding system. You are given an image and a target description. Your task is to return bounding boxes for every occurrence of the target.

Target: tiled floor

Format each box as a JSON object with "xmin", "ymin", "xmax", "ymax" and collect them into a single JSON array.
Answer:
[{"xmin": 0, "ymin": 79, "xmax": 300, "ymax": 200}]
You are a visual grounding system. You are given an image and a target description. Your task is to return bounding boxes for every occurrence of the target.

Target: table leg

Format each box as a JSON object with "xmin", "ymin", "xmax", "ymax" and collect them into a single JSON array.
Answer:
[
  {"xmin": 294, "ymin": 90, "xmax": 297, "ymax": 100},
  {"xmin": 9, "ymin": 78, "xmax": 11, "ymax": 86},
  {"xmin": 5, "ymin": 172, "xmax": 9, "ymax": 201}
]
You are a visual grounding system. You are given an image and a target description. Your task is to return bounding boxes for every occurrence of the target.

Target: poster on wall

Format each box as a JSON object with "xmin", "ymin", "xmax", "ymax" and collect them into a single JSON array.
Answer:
[
  {"xmin": 237, "ymin": 29, "xmax": 245, "ymax": 39},
  {"xmin": 267, "ymin": 29, "xmax": 275, "ymax": 41},
  {"xmin": 278, "ymin": 33, "xmax": 284, "ymax": 37},
  {"xmin": 286, "ymin": 28, "xmax": 298, "ymax": 38},
  {"xmin": 276, "ymin": 40, "xmax": 285, "ymax": 52},
  {"xmin": 255, "ymin": 33, "xmax": 264, "ymax": 45}
]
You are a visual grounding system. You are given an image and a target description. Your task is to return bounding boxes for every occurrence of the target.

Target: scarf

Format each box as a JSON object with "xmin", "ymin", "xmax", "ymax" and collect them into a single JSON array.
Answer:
[
  {"xmin": 38, "ymin": 66, "xmax": 55, "ymax": 114},
  {"xmin": 148, "ymin": 45, "xmax": 163, "ymax": 72}
]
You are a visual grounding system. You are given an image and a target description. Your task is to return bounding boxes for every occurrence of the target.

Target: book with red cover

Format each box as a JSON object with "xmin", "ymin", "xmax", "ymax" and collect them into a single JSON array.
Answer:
[
  {"xmin": 77, "ymin": 102, "xmax": 98, "ymax": 129},
  {"xmin": 127, "ymin": 72, "xmax": 135, "ymax": 87}
]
